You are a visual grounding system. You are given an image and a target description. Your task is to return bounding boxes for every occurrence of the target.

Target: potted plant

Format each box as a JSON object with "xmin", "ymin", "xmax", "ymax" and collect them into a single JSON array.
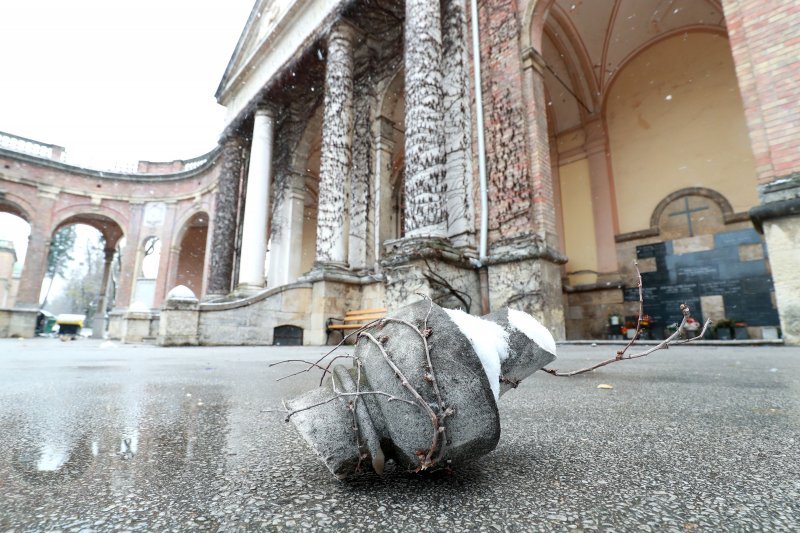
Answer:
[
  {"xmin": 733, "ymin": 320, "xmax": 749, "ymax": 340},
  {"xmin": 714, "ymin": 319, "xmax": 734, "ymax": 340}
]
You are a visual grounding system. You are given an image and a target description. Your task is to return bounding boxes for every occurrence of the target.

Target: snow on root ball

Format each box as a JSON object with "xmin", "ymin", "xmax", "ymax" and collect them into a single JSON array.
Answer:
[{"xmin": 282, "ymin": 298, "xmax": 557, "ymax": 479}]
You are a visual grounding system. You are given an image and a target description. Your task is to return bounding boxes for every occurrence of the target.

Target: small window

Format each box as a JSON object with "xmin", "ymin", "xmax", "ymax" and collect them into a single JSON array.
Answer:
[{"xmin": 273, "ymin": 325, "xmax": 303, "ymax": 346}]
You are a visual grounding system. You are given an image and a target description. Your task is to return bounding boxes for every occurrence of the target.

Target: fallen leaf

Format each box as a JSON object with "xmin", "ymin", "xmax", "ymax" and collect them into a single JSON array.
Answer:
[{"xmin": 597, "ymin": 384, "xmax": 614, "ymax": 389}]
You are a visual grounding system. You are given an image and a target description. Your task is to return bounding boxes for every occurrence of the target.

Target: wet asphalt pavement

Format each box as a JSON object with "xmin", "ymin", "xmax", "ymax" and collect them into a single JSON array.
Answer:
[{"xmin": 0, "ymin": 338, "xmax": 798, "ymax": 531}]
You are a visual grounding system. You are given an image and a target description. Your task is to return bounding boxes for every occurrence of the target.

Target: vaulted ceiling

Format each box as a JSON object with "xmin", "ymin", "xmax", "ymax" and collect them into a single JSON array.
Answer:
[{"xmin": 541, "ymin": 0, "xmax": 726, "ymax": 133}]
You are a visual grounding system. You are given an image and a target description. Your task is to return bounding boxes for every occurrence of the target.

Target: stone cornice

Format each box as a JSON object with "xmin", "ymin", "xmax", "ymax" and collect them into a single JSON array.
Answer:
[{"xmin": 0, "ymin": 146, "xmax": 221, "ymax": 182}]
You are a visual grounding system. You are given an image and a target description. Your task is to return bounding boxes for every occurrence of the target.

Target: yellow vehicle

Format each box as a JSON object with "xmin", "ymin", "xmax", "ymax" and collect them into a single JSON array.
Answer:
[{"xmin": 55, "ymin": 314, "xmax": 85, "ymax": 340}]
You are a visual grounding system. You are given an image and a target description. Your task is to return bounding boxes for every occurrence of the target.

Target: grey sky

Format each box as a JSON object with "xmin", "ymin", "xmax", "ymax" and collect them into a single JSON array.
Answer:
[{"xmin": 0, "ymin": 0, "xmax": 254, "ymax": 165}]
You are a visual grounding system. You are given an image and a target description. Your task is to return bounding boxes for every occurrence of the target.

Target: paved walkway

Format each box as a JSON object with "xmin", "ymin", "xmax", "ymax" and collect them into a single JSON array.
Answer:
[{"xmin": 1, "ymin": 338, "xmax": 798, "ymax": 530}]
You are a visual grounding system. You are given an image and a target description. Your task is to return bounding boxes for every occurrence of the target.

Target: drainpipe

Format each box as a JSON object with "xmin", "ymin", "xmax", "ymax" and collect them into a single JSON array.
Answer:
[{"xmin": 470, "ymin": 0, "xmax": 490, "ymax": 315}]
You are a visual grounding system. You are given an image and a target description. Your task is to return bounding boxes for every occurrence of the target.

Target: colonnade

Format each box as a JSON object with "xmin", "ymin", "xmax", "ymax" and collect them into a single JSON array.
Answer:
[{"xmin": 224, "ymin": 2, "xmax": 455, "ymax": 291}]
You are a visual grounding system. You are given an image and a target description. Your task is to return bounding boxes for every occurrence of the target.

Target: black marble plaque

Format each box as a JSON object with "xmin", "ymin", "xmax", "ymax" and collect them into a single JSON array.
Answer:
[{"xmin": 626, "ymin": 229, "xmax": 778, "ymax": 337}]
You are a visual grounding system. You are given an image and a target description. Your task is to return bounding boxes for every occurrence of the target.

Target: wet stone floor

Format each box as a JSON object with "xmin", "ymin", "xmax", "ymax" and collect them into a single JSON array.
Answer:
[{"xmin": 0, "ymin": 338, "xmax": 798, "ymax": 531}]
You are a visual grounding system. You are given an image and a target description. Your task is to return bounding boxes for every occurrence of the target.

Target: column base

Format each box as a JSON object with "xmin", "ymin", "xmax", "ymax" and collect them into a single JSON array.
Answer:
[
  {"xmin": 3, "ymin": 307, "xmax": 38, "ymax": 338},
  {"xmin": 381, "ymin": 237, "xmax": 480, "ymax": 313},
  {"xmin": 485, "ymin": 234, "xmax": 567, "ymax": 340},
  {"xmin": 234, "ymin": 283, "xmax": 266, "ymax": 296},
  {"xmin": 92, "ymin": 316, "xmax": 107, "ymax": 339},
  {"xmin": 158, "ymin": 297, "xmax": 200, "ymax": 346},
  {"xmin": 751, "ymin": 177, "xmax": 800, "ymax": 345}
]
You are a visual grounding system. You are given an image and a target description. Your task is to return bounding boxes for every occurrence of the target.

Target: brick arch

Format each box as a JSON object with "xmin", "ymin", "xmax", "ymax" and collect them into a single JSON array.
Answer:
[
  {"xmin": 168, "ymin": 210, "xmax": 210, "ymax": 297},
  {"xmin": 0, "ymin": 193, "xmax": 34, "ymax": 223},
  {"xmin": 522, "ymin": 0, "xmax": 556, "ymax": 53},
  {"xmin": 172, "ymin": 208, "xmax": 210, "ymax": 246},
  {"xmin": 650, "ymin": 187, "xmax": 736, "ymax": 229},
  {"xmin": 51, "ymin": 206, "xmax": 127, "ymax": 249}
]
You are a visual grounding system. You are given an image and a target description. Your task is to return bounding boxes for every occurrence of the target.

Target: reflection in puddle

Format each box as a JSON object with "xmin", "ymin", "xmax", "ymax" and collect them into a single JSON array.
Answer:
[
  {"xmin": 3, "ymin": 384, "xmax": 231, "ymax": 497},
  {"xmin": 36, "ymin": 443, "xmax": 69, "ymax": 472},
  {"xmin": 118, "ymin": 431, "xmax": 138, "ymax": 460}
]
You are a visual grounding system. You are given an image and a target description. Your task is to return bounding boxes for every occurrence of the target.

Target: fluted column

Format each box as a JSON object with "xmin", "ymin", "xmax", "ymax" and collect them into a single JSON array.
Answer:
[
  {"xmin": 207, "ymin": 134, "xmax": 245, "ymax": 295},
  {"xmin": 404, "ymin": 0, "xmax": 447, "ymax": 238},
  {"xmin": 374, "ymin": 116, "xmax": 396, "ymax": 266},
  {"xmin": 268, "ymin": 172, "xmax": 306, "ymax": 287},
  {"xmin": 92, "ymin": 247, "xmax": 116, "ymax": 338},
  {"xmin": 315, "ymin": 22, "xmax": 355, "ymax": 267},
  {"xmin": 238, "ymin": 107, "xmax": 275, "ymax": 289},
  {"xmin": 442, "ymin": 0, "xmax": 475, "ymax": 247}
]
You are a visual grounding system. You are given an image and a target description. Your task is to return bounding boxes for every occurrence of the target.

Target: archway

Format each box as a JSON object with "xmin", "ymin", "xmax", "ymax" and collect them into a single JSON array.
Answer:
[
  {"xmin": 172, "ymin": 211, "xmax": 209, "ymax": 297},
  {"xmin": 44, "ymin": 213, "xmax": 124, "ymax": 337},
  {"xmin": 132, "ymin": 235, "xmax": 161, "ymax": 308},
  {"xmin": 537, "ymin": 0, "xmax": 774, "ymax": 339},
  {"xmin": 0, "ymin": 206, "xmax": 31, "ymax": 308},
  {"xmin": 42, "ymin": 224, "xmax": 110, "ymax": 336}
]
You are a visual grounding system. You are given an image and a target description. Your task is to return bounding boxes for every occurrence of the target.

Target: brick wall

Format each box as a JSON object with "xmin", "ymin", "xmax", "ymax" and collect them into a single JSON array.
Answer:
[
  {"xmin": 478, "ymin": 0, "xmax": 534, "ymax": 241},
  {"xmin": 722, "ymin": 0, "xmax": 800, "ymax": 184}
]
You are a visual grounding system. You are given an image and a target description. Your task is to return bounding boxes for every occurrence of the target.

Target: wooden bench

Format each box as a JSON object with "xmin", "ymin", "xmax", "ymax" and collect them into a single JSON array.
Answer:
[{"xmin": 327, "ymin": 308, "xmax": 387, "ymax": 342}]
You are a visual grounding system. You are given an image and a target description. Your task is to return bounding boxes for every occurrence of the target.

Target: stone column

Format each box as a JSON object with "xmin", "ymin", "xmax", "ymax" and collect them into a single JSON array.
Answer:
[
  {"xmin": 91, "ymin": 247, "xmax": 116, "ymax": 339},
  {"xmin": 403, "ymin": 0, "xmax": 447, "ymax": 238},
  {"xmin": 268, "ymin": 173, "xmax": 306, "ymax": 287},
  {"xmin": 239, "ymin": 107, "xmax": 275, "ymax": 289},
  {"xmin": 315, "ymin": 22, "xmax": 355, "ymax": 267},
  {"xmin": 442, "ymin": 0, "xmax": 475, "ymax": 247},
  {"xmin": 348, "ymin": 47, "xmax": 376, "ymax": 271},
  {"xmin": 206, "ymin": 134, "xmax": 245, "ymax": 296},
  {"xmin": 584, "ymin": 118, "xmax": 619, "ymax": 275},
  {"xmin": 373, "ymin": 116, "xmax": 396, "ymax": 267}
]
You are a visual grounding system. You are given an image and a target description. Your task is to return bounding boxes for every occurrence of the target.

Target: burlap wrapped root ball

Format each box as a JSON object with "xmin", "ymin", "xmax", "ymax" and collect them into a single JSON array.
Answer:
[{"xmin": 286, "ymin": 299, "xmax": 557, "ymax": 478}]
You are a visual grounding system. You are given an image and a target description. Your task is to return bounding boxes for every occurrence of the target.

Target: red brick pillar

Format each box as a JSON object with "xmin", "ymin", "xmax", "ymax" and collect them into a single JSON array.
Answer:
[
  {"xmin": 723, "ymin": 0, "xmax": 800, "ymax": 343},
  {"xmin": 474, "ymin": 1, "xmax": 565, "ymax": 337},
  {"xmin": 14, "ymin": 198, "xmax": 55, "ymax": 307},
  {"xmin": 115, "ymin": 206, "xmax": 143, "ymax": 310}
]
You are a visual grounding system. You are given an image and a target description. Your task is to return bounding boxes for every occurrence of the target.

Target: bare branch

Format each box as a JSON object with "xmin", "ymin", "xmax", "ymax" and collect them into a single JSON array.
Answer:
[{"xmin": 544, "ymin": 262, "xmax": 713, "ymax": 377}]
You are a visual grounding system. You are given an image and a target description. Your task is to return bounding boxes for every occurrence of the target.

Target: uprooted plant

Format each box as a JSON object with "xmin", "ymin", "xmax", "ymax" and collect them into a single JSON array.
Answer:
[{"xmin": 267, "ymin": 261, "xmax": 712, "ymax": 477}]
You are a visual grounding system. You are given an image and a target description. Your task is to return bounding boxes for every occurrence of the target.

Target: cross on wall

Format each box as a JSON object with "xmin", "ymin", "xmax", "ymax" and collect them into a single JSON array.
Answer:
[{"xmin": 668, "ymin": 197, "xmax": 708, "ymax": 237}]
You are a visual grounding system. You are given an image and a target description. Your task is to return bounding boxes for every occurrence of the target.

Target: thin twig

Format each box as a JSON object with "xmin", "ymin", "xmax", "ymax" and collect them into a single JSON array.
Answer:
[
  {"xmin": 416, "ymin": 294, "xmax": 452, "ymax": 461},
  {"xmin": 280, "ymin": 367, "xmax": 418, "ymax": 422},
  {"xmin": 544, "ymin": 261, "xmax": 712, "ymax": 377},
  {"xmin": 269, "ymin": 359, "xmax": 335, "ymax": 381},
  {"xmin": 616, "ymin": 261, "xmax": 644, "ymax": 360},
  {"xmin": 422, "ymin": 260, "xmax": 472, "ymax": 312},
  {"xmin": 310, "ymin": 319, "xmax": 383, "ymax": 386}
]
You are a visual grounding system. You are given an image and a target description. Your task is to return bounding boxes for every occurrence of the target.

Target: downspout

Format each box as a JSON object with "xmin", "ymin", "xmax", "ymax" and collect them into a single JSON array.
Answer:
[{"xmin": 470, "ymin": 0, "xmax": 491, "ymax": 315}]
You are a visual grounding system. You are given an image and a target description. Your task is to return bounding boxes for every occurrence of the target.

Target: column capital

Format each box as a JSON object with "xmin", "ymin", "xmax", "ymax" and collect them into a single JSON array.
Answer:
[
  {"xmin": 330, "ymin": 18, "xmax": 362, "ymax": 43},
  {"xmin": 521, "ymin": 47, "xmax": 546, "ymax": 75},
  {"xmin": 254, "ymin": 105, "xmax": 278, "ymax": 119},
  {"xmin": 583, "ymin": 117, "xmax": 608, "ymax": 155}
]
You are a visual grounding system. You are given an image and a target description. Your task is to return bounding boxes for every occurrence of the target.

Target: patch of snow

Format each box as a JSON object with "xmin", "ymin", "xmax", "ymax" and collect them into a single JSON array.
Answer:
[
  {"xmin": 166, "ymin": 284, "xmax": 197, "ymax": 301},
  {"xmin": 507, "ymin": 309, "xmax": 557, "ymax": 356},
  {"xmin": 444, "ymin": 309, "xmax": 509, "ymax": 400},
  {"xmin": 99, "ymin": 340, "xmax": 117, "ymax": 349}
]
